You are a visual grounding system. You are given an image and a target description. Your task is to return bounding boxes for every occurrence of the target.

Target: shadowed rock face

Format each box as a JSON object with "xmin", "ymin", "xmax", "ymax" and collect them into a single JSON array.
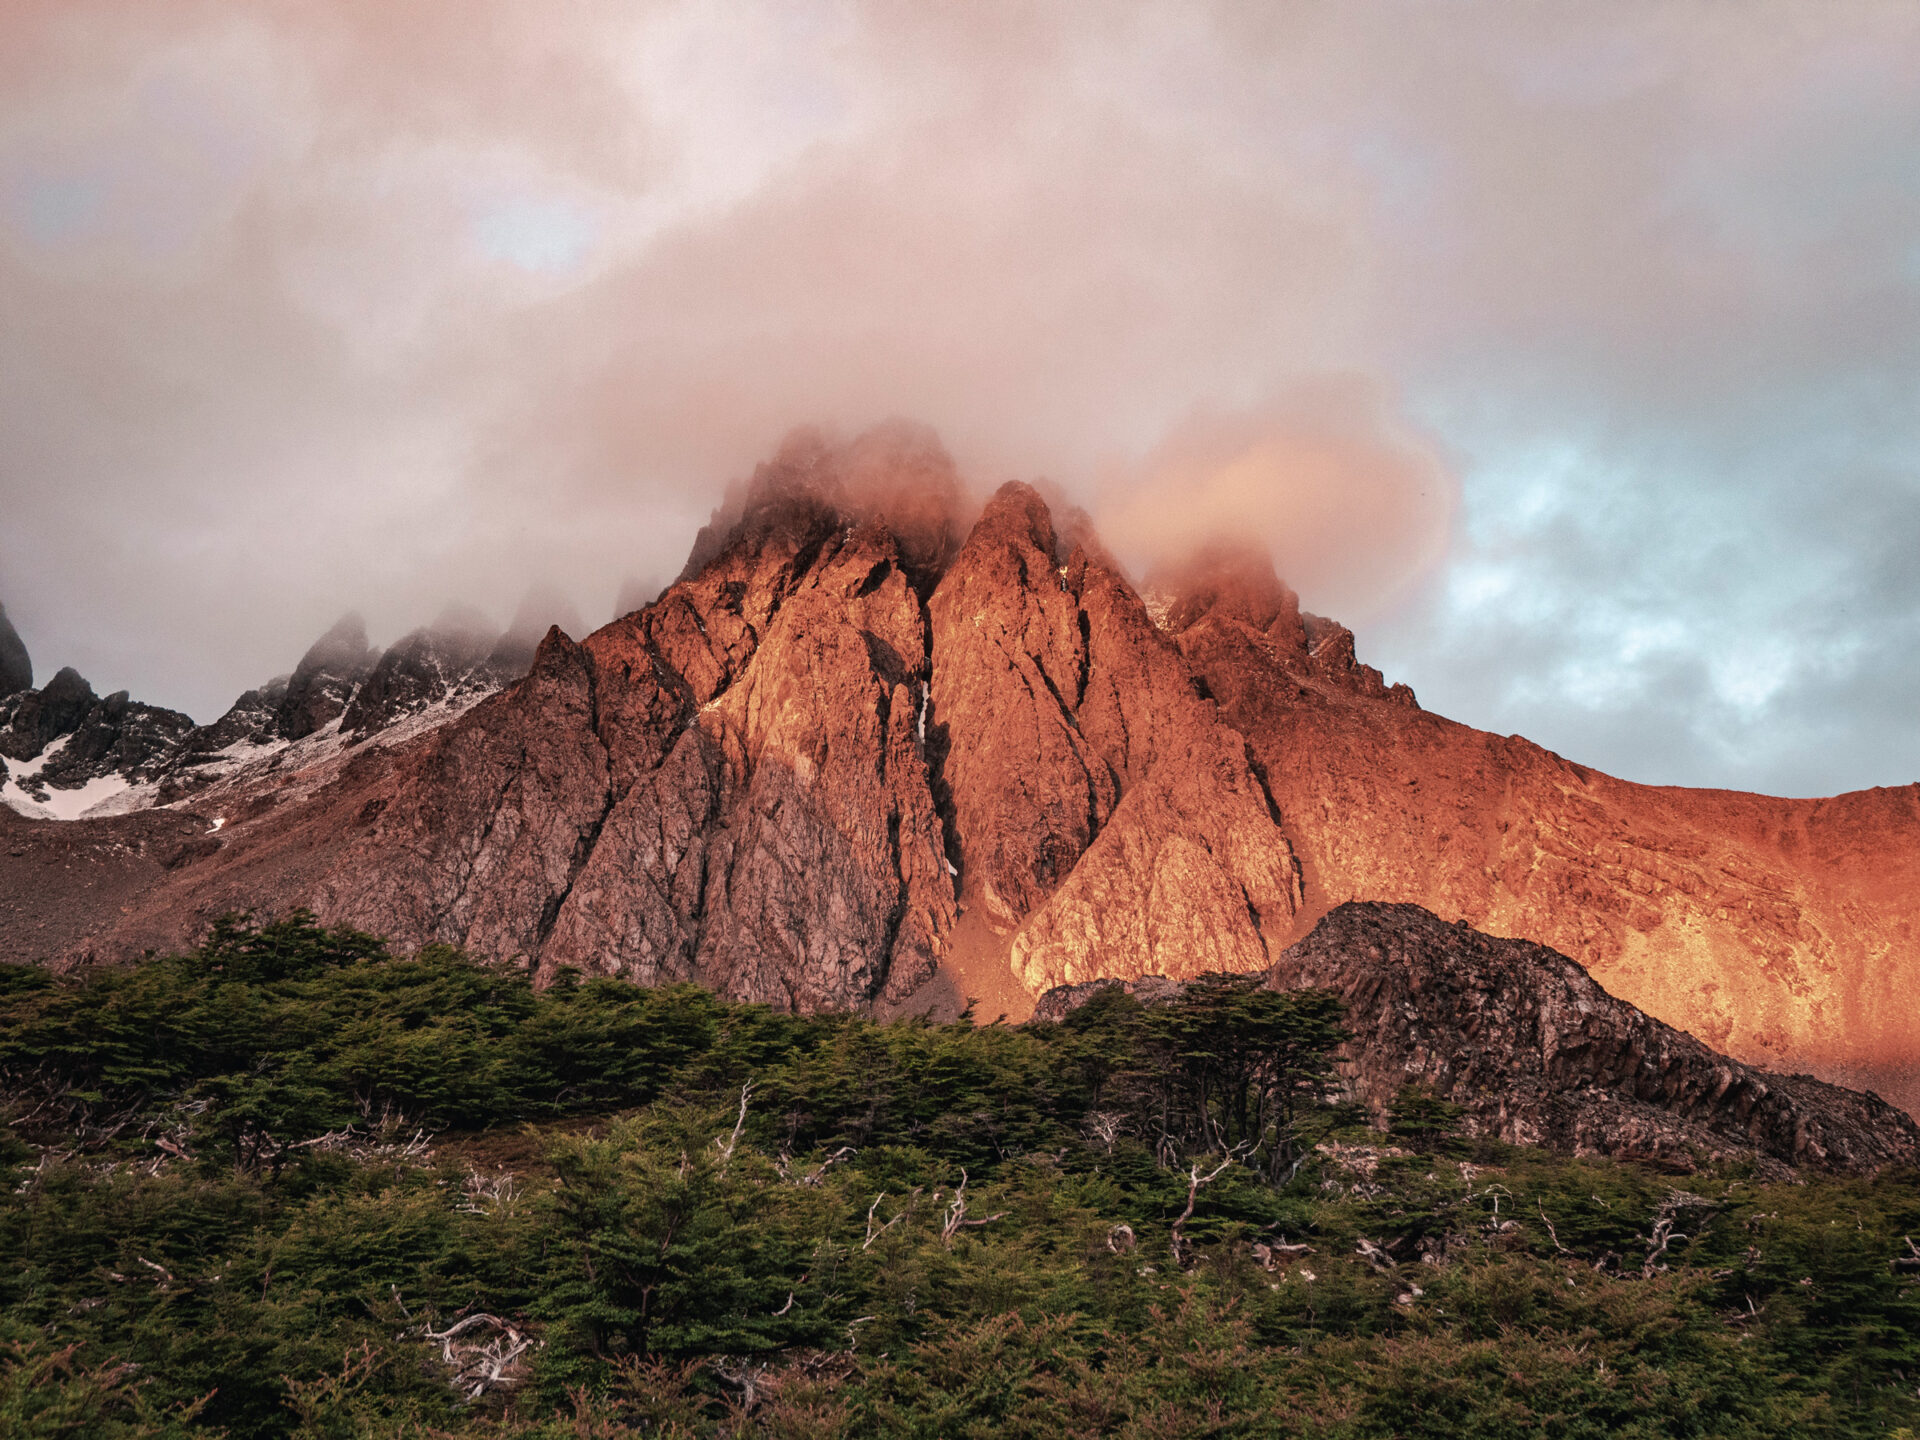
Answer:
[
  {"xmin": 339, "ymin": 608, "xmax": 500, "ymax": 738},
  {"xmin": 4, "ymin": 425, "xmax": 1919, "ymax": 1125},
  {"xmin": 0, "ymin": 604, "xmax": 29, "ymax": 698},
  {"xmin": 1270, "ymin": 902, "xmax": 1920, "ymax": 1174},
  {"xmin": 1034, "ymin": 902, "xmax": 1920, "ymax": 1176},
  {"xmin": 0, "ymin": 666, "xmax": 195, "ymax": 798}
]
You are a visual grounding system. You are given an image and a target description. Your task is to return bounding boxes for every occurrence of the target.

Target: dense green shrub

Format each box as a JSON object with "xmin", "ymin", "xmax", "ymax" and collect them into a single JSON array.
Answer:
[{"xmin": 2, "ymin": 914, "xmax": 1916, "ymax": 1437}]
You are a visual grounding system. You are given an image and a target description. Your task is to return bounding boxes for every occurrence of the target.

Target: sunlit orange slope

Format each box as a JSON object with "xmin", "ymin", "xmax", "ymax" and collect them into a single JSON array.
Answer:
[{"xmin": 1167, "ymin": 548, "xmax": 1920, "ymax": 1119}]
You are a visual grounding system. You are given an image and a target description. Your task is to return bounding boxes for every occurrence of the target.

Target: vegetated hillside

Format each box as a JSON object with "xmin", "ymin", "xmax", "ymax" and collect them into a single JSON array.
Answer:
[
  {"xmin": 4, "ymin": 423, "xmax": 1919, "ymax": 1121},
  {"xmin": 4, "ymin": 917, "xmax": 1919, "ymax": 1439}
]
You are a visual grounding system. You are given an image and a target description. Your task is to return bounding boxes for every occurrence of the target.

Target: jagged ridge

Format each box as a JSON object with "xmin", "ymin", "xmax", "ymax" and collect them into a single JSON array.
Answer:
[{"xmin": 1, "ymin": 423, "xmax": 1917, "ymax": 1128}]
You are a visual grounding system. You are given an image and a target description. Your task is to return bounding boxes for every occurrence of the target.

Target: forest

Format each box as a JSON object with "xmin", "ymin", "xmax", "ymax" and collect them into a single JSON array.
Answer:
[{"xmin": 3, "ymin": 915, "xmax": 1918, "ymax": 1438}]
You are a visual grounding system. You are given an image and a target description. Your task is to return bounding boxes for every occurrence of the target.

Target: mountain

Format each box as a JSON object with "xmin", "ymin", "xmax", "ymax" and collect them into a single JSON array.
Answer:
[
  {"xmin": 0, "ymin": 424, "xmax": 1916, "ymax": 1127},
  {"xmin": 1159, "ymin": 548, "xmax": 1920, "ymax": 1117}
]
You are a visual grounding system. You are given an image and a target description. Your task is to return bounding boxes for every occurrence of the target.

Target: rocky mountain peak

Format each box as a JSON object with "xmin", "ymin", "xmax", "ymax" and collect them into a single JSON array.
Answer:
[
  {"xmin": 276, "ymin": 613, "xmax": 377, "ymax": 740},
  {"xmin": 0, "ymin": 603, "xmax": 30, "ymax": 698},
  {"xmin": 340, "ymin": 607, "xmax": 500, "ymax": 739},
  {"xmin": 5, "ymin": 424, "xmax": 1917, "ymax": 1130},
  {"xmin": 679, "ymin": 424, "xmax": 967, "ymax": 591},
  {"xmin": 0, "ymin": 666, "xmax": 98, "ymax": 761},
  {"xmin": 1151, "ymin": 542, "xmax": 1306, "ymax": 647}
]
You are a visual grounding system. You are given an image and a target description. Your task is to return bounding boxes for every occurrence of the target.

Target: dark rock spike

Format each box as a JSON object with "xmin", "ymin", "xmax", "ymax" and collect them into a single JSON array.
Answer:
[
  {"xmin": 276, "ymin": 613, "xmax": 377, "ymax": 740},
  {"xmin": 0, "ymin": 602, "xmax": 30, "ymax": 698}
]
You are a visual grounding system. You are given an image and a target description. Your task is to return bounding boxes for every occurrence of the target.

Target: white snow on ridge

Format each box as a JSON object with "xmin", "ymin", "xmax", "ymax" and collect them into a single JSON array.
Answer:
[{"xmin": 2, "ymin": 682, "xmax": 501, "ymax": 825}]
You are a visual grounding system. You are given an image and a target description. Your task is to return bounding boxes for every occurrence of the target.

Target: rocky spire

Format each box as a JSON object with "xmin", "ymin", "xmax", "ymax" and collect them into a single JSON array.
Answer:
[{"xmin": 275, "ymin": 614, "xmax": 377, "ymax": 740}]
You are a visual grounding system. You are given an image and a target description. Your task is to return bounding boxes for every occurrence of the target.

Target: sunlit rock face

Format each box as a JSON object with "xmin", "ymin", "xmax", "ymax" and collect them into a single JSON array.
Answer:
[
  {"xmin": 926, "ymin": 485, "xmax": 1302, "ymax": 994},
  {"xmin": 1163, "ymin": 547, "xmax": 1920, "ymax": 1120},
  {"xmin": 3, "ymin": 424, "xmax": 1918, "ymax": 1121}
]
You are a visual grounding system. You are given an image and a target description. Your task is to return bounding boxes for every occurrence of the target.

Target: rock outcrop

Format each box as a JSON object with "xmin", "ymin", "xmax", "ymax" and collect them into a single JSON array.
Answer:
[
  {"xmin": 0, "ymin": 603, "xmax": 30, "ymax": 698},
  {"xmin": 1034, "ymin": 902, "xmax": 1920, "ymax": 1176},
  {"xmin": 0, "ymin": 666, "xmax": 195, "ymax": 811}
]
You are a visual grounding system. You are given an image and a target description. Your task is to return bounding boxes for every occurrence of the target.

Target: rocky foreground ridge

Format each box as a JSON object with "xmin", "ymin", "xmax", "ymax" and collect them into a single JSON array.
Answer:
[
  {"xmin": 1, "ymin": 424, "xmax": 1917, "ymax": 1125},
  {"xmin": 1036, "ymin": 902, "xmax": 1920, "ymax": 1175}
]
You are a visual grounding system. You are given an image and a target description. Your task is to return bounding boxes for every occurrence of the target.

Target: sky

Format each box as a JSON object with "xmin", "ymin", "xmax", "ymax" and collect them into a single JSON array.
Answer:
[{"xmin": 2, "ymin": 1, "xmax": 1918, "ymax": 798}]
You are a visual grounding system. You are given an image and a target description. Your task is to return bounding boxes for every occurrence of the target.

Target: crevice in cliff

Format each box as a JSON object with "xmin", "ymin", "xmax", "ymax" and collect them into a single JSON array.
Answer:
[
  {"xmin": 426, "ymin": 752, "xmax": 526, "ymax": 942},
  {"xmin": 872, "ymin": 809, "xmax": 908, "ymax": 1001},
  {"xmin": 1027, "ymin": 647, "xmax": 1081, "ymax": 736},
  {"xmin": 1074, "ymin": 608, "xmax": 1092, "ymax": 709},
  {"xmin": 918, "ymin": 582, "xmax": 966, "ymax": 904},
  {"xmin": 537, "ymin": 665, "xmax": 618, "ymax": 954}
]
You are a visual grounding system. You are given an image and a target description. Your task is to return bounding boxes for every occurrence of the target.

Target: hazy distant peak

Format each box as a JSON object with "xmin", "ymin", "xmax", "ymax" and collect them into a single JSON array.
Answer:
[
  {"xmin": 502, "ymin": 585, "xmax": 585, "ymax": 647},
  {"xmin": 295, "ymin": 613, "xmax": 375, "ymax": 674},
  {"xmin": 425, "ymin": 602, "xmax": 499, "ymax": 646},
  {"xmin": 611, "ymin": 575, "xmax": 661, "ymax": 620},
  {"xmin": 278, "ymin": 613, "xmax": 377, "ymax": 741}
]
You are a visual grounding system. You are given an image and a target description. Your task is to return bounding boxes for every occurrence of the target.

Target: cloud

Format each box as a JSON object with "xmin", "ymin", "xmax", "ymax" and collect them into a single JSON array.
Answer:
[
  {"xmin": 0, "ymin": 1, "xmax": 1917, "ymax": 797},
  {"xmin": 1096, "ymin": 378, "xmax": 1458, "ymax": 622}
]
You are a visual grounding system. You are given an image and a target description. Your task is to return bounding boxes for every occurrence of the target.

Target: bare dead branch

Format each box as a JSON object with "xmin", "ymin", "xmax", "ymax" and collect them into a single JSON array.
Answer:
[
  {"xmin": 414, "ymin": 1308, "xmax": 542, "ymax": 1400},
  {"xmin": 1251, "ymin": 1239, "xmax": 1313, "ymax": 1270},
  {"xmin": 1169, "ymin": 1145, "xmax": 1250, "ymax": 1265},
  {"xmin": 1538, "ymin": 1203, "xmax": 1571, "ymax": 1255},
  {"xmin": 1355, "ymin": 1236, "xmax": 1395, "ymax": 1271},
  {"xmin": 939, "ymin": 1169, "xmax": 1008, "ymax": 1247},
  {"xmin": 714, "ymin": 1082, "xmax": 755, "ymax": 1175},
  {"xmin": 802, "ymin": 1145, "xmax": 855, "ymax": 1186}
]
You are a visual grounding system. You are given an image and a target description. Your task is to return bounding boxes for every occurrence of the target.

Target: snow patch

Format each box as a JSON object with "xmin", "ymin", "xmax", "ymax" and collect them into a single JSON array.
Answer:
[
  {"xmin": 7, "ymin": 734, "xmax": 69, "ymax": 783},
  {"xmin": 2, "ymin": 770, "xmax": 133, "ymax": 821}
]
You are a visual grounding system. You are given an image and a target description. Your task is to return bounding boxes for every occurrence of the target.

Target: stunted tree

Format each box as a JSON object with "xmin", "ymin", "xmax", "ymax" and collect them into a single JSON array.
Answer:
[{"xmin": 1059, "ymin": 975, "xmax": 1345, "ymax": 1182}]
